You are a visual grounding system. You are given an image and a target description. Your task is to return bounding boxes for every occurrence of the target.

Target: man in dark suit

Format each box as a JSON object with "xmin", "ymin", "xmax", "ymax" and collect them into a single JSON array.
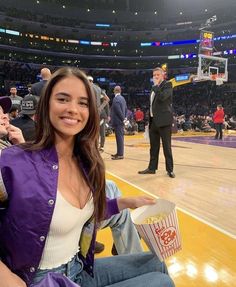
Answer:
[
  {"xmin": 111, "ymin": 86, "xmax": 127, "ymax": 160},
  {"xmin": 138, "ymin": 67, "xmax": 175, "ymax": 178},
  {"xmin": 31, "ymin": 68, "xmax": 51, "ymax": 99}
]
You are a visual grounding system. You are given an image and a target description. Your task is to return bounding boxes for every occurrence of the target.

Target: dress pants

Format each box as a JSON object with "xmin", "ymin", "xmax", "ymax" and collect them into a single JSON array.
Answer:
[
  {"xmin": 113, "ymin": 124, "xmax": 124, "ymax": 156},
  {"xmin": 148, "ymin": 122, "xmax": 173, "ymax": 173}
]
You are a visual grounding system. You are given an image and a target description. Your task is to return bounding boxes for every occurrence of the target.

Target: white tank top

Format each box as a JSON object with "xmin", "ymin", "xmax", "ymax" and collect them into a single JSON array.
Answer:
[{"xmin": 39, "ymin": 190, "xmax": 94, "ymax": 269}]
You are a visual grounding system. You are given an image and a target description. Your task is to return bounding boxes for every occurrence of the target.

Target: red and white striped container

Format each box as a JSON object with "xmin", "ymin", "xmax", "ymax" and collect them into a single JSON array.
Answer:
[{"xmin": 131, "ymin": 199, "xmax": 181, "ymax": 261}]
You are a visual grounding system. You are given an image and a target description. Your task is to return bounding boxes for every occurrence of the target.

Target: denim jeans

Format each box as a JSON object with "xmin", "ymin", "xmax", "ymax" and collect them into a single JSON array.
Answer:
[
  {"xmin": 100, "ymin": 180, "xmax": 143, "ymax": 254},
  {"xmin": 32, "ymin": 252, "xmax": 175, "ymax": 287}
]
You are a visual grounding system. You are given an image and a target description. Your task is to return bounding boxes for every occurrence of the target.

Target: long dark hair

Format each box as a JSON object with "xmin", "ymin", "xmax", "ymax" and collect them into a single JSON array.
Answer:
[{"xmin": 26, "ymin": 67, "xmax": 106, "ymax": 221}]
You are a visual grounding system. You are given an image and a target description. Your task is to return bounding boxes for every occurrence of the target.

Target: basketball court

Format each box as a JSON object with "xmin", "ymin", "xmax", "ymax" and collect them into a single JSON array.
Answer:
[
  {"xmin": 96, "ymin": 132, "xmax": 236, "ymax": 287},
  {"xmin": 96, "ymin": 28, "xmax": 235, "ymax": 286},
  {"xmin": 174, "ymin": 135, "xmax": 236, "ymax": 148}
]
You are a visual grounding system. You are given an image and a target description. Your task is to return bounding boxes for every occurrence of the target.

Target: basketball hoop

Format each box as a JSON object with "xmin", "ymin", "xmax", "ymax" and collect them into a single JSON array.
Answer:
[{"xmin": 192, "ymin": 73, "xmax": 225, "ymax": 85}]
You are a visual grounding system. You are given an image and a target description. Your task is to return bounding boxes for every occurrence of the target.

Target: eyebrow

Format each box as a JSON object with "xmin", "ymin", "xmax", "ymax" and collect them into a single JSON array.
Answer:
[
  {"xmin": 55, "ymin": 92, "xmax": 88, "ymax": 100},
  {"xmin": 55, "ymin": 92, "xmax": 70, "ymax": 97}
]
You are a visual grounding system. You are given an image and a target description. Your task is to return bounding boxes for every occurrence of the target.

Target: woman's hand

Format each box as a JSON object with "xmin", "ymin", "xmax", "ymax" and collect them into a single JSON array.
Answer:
[
  {"xmin": 7, "ymin": 125, "xmax": 25, "ymax": 144},
  {"xmin": 0, "ymin": 261, "xmax": 26, "ymax": 287},
  {"xmin": 117, "ymin": 196, "xmax": 156, "ymax": 211}
]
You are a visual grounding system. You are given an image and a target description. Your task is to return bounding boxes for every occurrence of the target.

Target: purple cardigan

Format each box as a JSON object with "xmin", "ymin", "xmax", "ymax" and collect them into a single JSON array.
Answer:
[{"xmin": 0, "ymin": 145, "xmax": 119, "ymax": 286}]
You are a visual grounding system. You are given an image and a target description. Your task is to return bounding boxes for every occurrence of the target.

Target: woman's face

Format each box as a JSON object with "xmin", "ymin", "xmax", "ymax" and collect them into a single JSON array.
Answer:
[
  {"xmin": 49, "ymin": 76, "xmax": 90, "ymax": 141},
  {"xmin": 0, "ymin": 107, "xmax": 10, "ymax": 137}
]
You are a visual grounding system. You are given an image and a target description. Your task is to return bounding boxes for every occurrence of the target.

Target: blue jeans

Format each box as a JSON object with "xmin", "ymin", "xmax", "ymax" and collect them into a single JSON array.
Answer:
[
  {"xmin": 32, "ymin": 252, "xmax": 175, "ymax": 287},
  {"xmin": 101, "ymin": 180, "xmax": 143, "ymax": 254}
]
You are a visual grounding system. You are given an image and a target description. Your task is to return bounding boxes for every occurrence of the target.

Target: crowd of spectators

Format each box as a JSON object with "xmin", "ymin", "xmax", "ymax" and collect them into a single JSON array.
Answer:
[
  {"xmin": 1, "ymin": 60, "xmax": 236, "ymax": 133},
  {"xmin": 175, "ymin": 114, "xmax": 236, "ymax": 132}
]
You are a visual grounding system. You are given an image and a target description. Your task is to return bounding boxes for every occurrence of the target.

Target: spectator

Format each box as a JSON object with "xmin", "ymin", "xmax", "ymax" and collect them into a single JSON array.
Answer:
[
  {"xmin": 134, "ymin": 107, "xmax": 145, "ymax": 131},
  {"xmin": 8, "ymin": 105, "xmax": 19, "ymax": 120},
  {"xmin": 99, "ymin": 89, "xmax": 110, "ymax": 152},
  {"xmin": 31, "ymin": 67, "xmax": 52, "ymax": 98},
  {"xmin": 0, "ymin": 96, "xmax": 25, "ymax": 149},
  {"xmin": 8, "ymin": 86, "xmax": 22, "ymax": 111},
  {"xmin": 213, "ymin": 104, "xmax": 225, "ymax": 139},
  {"xmin": 0, "ymin": 67, "xmax": 174, "ymax": 287},
  {"xmin": 11, "ymin": 94, "xmax": 38, "ymax": 141},
  {"xmin": 111, "ymin": 85, "xmax": 127, "ymax": 160},
  {"xmin": 87, "ymin": 75, "xmax": 110, "ymax": 251}
]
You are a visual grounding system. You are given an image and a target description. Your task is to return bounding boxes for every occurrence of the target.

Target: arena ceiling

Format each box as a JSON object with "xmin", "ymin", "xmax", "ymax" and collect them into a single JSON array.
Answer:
[
  {"xmin": 0, "ymin": 0, "xmax": 236, "ymax": 70},
  {"xmin": 39, "ymin": 0, "xmax": 234, "ymax": 11},
  {"xmin": 2, "ymin": 0, "xmax": 236, "ymax": 22}
]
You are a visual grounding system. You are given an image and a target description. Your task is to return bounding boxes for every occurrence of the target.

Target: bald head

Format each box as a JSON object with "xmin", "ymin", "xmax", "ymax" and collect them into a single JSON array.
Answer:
[
  {"xmin": 114, "ymin": 86, "xmax": 121, "ymax": 94},
  {"xmin": 40, "ymin": 68, "xmax": 51, "ymax": 80}
]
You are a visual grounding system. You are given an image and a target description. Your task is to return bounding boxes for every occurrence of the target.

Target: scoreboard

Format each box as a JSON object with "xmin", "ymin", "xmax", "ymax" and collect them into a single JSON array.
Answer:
[{"xmin": 199, "ymin": 31, "xmax": 214, "ymax": 55}]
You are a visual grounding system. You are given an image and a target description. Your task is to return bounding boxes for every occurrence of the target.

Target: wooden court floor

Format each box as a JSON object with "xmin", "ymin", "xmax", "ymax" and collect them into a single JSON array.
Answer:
[{"xmin": 96, "ymin": 132, "xmax": 236, "ymax": 287}]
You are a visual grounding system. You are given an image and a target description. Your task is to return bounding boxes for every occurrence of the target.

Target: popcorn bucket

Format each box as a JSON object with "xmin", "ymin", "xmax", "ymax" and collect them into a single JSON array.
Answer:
[{"xmin": 131, "ymin": 199, "xmax": 181, "ymax": 261}]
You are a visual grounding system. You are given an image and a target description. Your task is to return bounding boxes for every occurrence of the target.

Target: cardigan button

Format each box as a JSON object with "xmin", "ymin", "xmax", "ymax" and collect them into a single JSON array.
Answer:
[
  {"xmin": 52, "ymin": 164, "xmax": 58, "ymax": 170},
  {"xmin": 30, "ymin": 267, "xmax": 35, "ymax": 273},
  {"xmin": 40, "ymin": 236, "xmax": 45, "ymax": 242},
  {"xmin": 48, "ymin": 199, "xmax": 54, "ymax": 206}
]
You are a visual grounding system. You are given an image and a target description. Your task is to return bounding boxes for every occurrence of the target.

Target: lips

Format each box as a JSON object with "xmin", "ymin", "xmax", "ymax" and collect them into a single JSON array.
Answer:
[{"xmin": 61, "ymin": 117, "xmax": 79, "ymax": 125}]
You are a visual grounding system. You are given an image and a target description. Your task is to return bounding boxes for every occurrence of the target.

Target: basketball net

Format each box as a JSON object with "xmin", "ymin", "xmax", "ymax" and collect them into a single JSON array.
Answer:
[
  {"xmin": 215, "ymin": 77, "xmax": 224, "ymax": 86},
  {"xmin": 210, "ymin": 73, "xmax": 224, "ymax": 85}
]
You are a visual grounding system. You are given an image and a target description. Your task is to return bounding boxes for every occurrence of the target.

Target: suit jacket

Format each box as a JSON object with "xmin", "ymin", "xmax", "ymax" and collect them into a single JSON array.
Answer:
[
  {"xmin": 150, "ymin": 81, "xmax": 173, "ymax": 127},
  {"xmin": 111, "ymin": 94, "xmax": 127, "ymax": 127},
  {"xmin": 31, "ymin": 80, "xmax": 48, "ymax": 97}
]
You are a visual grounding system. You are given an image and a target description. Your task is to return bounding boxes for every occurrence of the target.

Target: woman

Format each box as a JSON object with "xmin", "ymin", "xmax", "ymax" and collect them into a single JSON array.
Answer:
[
  {"xmin": 213, "ymin": 104, "xmax": 224, "ymax": 140},
  {"xmin": 0, "ymin": 67, "xmax": 175, "ymax": 287}
]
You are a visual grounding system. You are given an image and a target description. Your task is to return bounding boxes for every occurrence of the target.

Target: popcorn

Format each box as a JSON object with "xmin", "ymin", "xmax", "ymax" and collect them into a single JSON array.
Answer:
[{"xmin": 142, "ymin": 213, "xmax": 167, "ymax": 224}]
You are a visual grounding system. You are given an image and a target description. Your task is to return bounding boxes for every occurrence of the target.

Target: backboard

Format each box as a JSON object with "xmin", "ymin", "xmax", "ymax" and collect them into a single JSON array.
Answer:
[{"xmin": 197, "ymin": 54, "xmax": 228, "ymax": 84}]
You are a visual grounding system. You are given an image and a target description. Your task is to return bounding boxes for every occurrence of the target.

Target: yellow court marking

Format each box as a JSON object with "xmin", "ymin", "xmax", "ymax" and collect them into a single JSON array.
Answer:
[{"xmin": 96, "ymin": 172, "xmax": 236, "ymax": 287}]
